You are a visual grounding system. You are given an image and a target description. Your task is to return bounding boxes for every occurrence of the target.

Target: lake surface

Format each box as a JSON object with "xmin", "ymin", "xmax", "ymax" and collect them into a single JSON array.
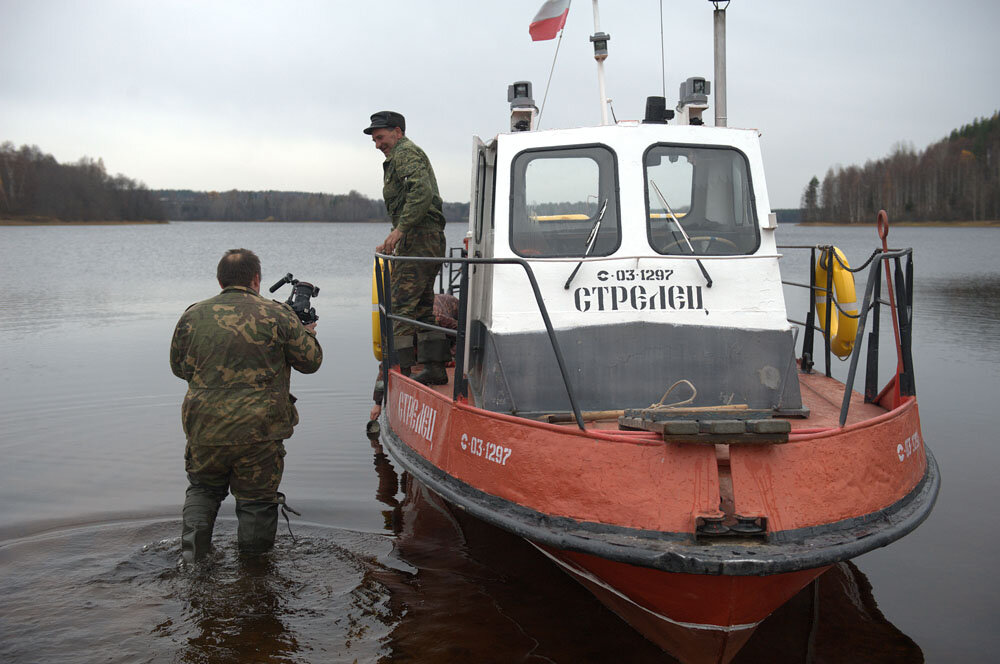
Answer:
[{"xmin": 1, "ymin": 221, "xmax": 997, "ymax": 663}]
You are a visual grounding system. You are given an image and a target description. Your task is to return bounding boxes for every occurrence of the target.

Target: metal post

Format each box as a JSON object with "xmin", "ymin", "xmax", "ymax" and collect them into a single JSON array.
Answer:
[
  {"xmin": 801, "ymin": 246, "xmax": 816, "ymax": 374},
  {"xmin": 452, "ymin": 262, "xmax": 470, "ymax": 401},
  {"xmin": 592, "ymin": 0, "xmax": 609, "ymax": 125},
  {"xmin": 713, "ymin": 4, "xmax": 728, "ymax": 127},
  {"xmin": 864, "ymin": 262, "xmax": 882, "ymax": 403}
]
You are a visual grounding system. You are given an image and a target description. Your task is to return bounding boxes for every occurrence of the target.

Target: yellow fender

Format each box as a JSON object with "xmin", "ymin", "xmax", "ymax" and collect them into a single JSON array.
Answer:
[
  {"xmin": 814, "ymin": 247, "xmax": 859, "ymax": 359},
  {"xmin": 372, "ymin": 257, "xmax": 390, "ymax": 360}
]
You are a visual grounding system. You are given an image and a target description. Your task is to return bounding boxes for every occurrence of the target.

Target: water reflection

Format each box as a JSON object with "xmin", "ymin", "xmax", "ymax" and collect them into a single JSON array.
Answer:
[
  {"xmin": 174, "ymin": 555, "xmax": 299, "ymax": 663},
  {"xmin": 0, "ymin": 521, "xmax": 401, "ymax": 664},
  {"xmin": 917, "ymin": 274, "xmax": 1000, "ymax": 359},
  {"xmin": 369, "ymin": 436, "xmax": 403, "ymax": 535}
]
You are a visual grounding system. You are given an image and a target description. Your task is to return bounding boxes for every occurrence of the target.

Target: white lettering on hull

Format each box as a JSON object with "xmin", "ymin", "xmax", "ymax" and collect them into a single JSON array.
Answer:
[
  {"xmin": 460, "ymin": 432, "xmax": 512, "ymax": 466},
  {"xmin": 396, "ymin": 392, "xmax": 438, "ymax": 444},
  {"xmin": 897, "ymin": 430, "xmax": 922, "ymax": 462}
]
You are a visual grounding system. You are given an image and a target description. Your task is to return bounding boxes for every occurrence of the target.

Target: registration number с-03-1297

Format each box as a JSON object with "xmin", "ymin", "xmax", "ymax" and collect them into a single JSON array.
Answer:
[{"xmin": 460, "ymin": 433, "xmax": 512, "ymax": 466}]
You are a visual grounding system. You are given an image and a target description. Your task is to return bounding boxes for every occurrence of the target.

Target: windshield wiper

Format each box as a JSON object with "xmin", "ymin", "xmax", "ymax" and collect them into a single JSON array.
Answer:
[
  {"xmin": 564, "ymin": 199, "xmax": 608, "ymax": 290},
  {"xmin": 649, "ymin": 181, "xmax": 713, "ymax": 288}
]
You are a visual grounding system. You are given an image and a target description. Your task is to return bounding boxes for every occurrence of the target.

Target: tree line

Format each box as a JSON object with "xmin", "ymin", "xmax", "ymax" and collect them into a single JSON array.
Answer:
[
  {"xmin": 155, "ymin": 189, "xmax": 469, "ymax": 224},
  {"xmin": 0, "ymin": 141, "xmax": 470, "ymax": 224},
  {"xmin": 801, "ymin": 111, "xmax": 1000, "ymax": 223},
  {"xmin": 0, "ymin": 143, "xmax": 166, "ymax": 222}
]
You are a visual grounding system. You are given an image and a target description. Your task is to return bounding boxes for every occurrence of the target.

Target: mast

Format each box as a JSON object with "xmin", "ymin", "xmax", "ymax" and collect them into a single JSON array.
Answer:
[
  {"xmin": 712, "ymin": 1, "xmax": 728, "ymax": 127},
  {"xmin": 590, "ymin": 0, "xmax": 610, "ymax": 125}
]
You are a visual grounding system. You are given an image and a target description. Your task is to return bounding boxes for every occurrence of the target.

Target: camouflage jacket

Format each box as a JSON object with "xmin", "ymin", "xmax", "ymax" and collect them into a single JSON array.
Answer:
[
  {"xmin": 383, "ymin": 136, "xmax": 447, "ymax": 235},
  {"xmin": 170, "ymin": 286, "xmax": 322, "ymax": 445}
]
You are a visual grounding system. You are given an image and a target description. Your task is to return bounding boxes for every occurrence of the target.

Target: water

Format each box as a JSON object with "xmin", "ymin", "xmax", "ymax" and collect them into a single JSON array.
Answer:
[{"xmin": 1, "ymin": 221, "xmax": 997, "ymax": 663}]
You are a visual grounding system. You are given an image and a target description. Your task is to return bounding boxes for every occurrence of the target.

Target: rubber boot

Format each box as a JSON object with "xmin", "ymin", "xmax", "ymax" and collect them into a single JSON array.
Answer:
[
  {"xmin": 393, "ymin": 335, "xmax": 416, "ymax": 377},
  {"xmin": 181, "ymin": 484, "xmax": 226, "ymax": 563},
  {"xmin": 414, "ymin": 332, "xmax": 449, "ymax": 385},
  {"xmin": 235, "ymin": 499, "xmax": 279, "ymax": 555}
]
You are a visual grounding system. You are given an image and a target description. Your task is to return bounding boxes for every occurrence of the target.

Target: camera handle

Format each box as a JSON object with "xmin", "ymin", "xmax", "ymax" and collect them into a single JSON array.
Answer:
[{"xmin": 269, "ymin": 273, "xmax": 296, "ymax": 293}]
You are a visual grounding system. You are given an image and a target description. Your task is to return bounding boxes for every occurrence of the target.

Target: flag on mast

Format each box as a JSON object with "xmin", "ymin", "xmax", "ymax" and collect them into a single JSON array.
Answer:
[{"xmin": 529, "ymin": 0, "xmax": 570, "ymax": 41}]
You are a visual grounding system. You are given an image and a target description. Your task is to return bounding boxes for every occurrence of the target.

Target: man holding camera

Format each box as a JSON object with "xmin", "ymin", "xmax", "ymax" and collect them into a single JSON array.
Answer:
[
  {"xmin": 170, "ymin": 248, "xmax": 322, "ymax": 563},
  {"xmin": 365, "ymin": 110, "xmax": 449, "ymax": 385}
]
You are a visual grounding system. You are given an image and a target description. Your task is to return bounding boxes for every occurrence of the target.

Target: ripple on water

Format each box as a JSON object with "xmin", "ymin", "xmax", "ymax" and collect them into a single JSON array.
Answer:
[{"xmin": 0, "ymin": 520, "xmax": 407, "ymax": 664}]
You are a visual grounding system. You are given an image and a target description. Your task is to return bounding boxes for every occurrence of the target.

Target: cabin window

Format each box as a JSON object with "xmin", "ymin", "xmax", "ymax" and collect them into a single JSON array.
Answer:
[
  {"xmin": 644, "ymin": 144, "xmax": 759, "ymax": 255},
  {"xmin": 510, "ymin": 145, "xmax": 620, "ymax": 257}
]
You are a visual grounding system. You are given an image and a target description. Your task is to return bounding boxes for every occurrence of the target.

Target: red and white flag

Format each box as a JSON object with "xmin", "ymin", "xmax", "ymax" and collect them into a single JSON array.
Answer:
[{"xmin": 529, "ymin": 0, "xmax": 571, "ymax": 41}]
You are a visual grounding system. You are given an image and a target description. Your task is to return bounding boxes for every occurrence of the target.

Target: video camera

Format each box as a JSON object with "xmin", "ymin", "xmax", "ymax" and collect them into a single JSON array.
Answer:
[{"xmin": 269, "ymin": 273, "xmax": 320, "ymax": 325}]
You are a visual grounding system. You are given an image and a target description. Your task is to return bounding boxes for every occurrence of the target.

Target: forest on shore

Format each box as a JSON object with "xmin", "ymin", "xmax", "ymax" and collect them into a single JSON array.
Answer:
[
  {"xmin": 0, "ymin": 142, "xmax": 166, "ymax": 222},
  {"xmin": 801, "ymin": 112, "xmax": 1000, "ymax": 223},
  {"xmin": 154, "ymin": 189, "xmax": 468, "ymax": 224},
  {"xmin": 0, "ymin": 141, "xmax": 469, "ymax": 224}
]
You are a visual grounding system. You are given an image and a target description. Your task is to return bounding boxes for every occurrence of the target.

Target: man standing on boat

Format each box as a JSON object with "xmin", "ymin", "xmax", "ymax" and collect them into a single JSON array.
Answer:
[
  {"xmin": 365, "ymin": 110, "xmax": 449, "ymax": 385},
  {"xmin": 169, "ymin": 249, "xmax": 322, "ymax": 563}
]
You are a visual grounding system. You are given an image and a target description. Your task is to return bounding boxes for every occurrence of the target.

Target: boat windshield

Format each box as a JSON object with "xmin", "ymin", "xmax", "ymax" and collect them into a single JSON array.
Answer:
[
  {"xmin": 645, "ymin": 144, "xmax": 759, "ymax": 255},
  {"xmin": 510, "ymin": 145, "xmax": 620, "ymax": 258}
]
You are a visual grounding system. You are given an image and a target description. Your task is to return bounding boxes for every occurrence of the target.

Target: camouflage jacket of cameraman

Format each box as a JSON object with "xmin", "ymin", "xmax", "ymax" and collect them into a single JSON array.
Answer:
[
  {"xmin": 170, "ymin": 286, "xmax": 322, "ymax": 445},
  {"xmin": 383, "ymin": 136, "xmax": 446, "ymax": 236}
]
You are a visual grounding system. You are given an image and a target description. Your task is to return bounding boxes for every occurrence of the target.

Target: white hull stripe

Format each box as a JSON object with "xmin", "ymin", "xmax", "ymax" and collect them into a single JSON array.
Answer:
[{"xmin": 529, "ymin": 542, "xmax": 760, "ymax": 633}]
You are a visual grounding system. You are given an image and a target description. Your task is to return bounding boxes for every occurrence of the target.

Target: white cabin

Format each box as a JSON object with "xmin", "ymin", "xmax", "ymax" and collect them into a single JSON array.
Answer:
[{"xmin": 464, "ymin": 123, "xmax": 803, "ymax": 416}]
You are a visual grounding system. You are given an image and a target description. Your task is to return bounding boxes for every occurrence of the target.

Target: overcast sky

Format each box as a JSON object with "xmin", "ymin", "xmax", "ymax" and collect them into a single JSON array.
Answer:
[{"xmin": 2, "ymin": 0, "xmax": 997, "ymax": 209}]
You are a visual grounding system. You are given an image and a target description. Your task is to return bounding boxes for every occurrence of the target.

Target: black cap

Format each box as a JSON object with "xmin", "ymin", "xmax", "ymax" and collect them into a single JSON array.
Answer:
[{"xmin": 363, "ymin": 111, "xmax": 405, "ymax": 135}]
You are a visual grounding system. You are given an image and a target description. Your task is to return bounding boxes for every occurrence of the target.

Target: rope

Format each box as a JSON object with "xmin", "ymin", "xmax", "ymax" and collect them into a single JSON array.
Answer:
[
  {"xmin": 648, "ymin": 379, "xmax": 697, "ymax": 410},
  {"xmin": 818, "ymin": 246, "xmax": 881, "ymax": 274},
  {"xmin": 276, "ymin": 492, "xmax": 300, "ymax": 542}
]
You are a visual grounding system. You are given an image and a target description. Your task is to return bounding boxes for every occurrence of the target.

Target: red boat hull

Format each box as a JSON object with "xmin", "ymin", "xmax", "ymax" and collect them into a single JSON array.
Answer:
[
  {"xmin": 535, "ymin": 544, "xmax": 827, "ymax": 664},
  {"xmin": 380, "ymin": 369, "xmax": 938, "ymax": 663}
]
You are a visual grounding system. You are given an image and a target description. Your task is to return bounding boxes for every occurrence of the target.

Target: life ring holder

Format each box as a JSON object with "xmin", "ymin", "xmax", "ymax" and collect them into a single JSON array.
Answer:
[{"xmin": 814, "ymin": 246, "xmax": 859, "ymax": 359}]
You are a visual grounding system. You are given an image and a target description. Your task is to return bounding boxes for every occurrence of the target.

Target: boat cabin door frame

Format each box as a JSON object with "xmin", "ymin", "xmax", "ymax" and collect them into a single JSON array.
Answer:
[{"xmin": 465, "ymin": 137, "xmax": 497, "ymax": 400}]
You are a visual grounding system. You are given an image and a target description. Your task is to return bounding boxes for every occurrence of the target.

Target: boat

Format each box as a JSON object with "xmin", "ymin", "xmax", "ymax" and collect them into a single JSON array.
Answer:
[{"xmin": 372, "ymin": 4, "xmax": 939, "ymax": 662}]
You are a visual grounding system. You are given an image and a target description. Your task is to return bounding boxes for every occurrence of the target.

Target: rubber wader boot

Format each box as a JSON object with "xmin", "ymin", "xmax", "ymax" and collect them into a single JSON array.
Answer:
[
  {"xmin": 394, "ymin": 334, "xmax": 416, "ymax": 377},
  {"xmin": 235, "ymin": 500, "xmax": 279, "ymax": 554},
  {"xmin": 181, "ymin": 485, "xmax": 226, "ymax": 563},
  {"xmin": 415, "ymin": 331, "xmax": 450, "ymax": 385}
]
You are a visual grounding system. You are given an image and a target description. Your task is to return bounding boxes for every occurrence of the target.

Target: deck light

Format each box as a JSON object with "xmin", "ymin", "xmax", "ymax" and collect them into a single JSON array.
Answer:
[{"xmin": 590, "ymin": 32, "xmax": 610, "ymax": 61}]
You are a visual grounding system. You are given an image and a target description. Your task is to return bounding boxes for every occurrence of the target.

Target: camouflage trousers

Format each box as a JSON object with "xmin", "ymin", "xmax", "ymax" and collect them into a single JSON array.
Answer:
[
  {"xmin": 182, "ymin": 441, "xmax": 286, "ymax": 560},
  {"xmin": 391, "ymin": 228, "xmax": 446, "ymax": 338},
  {"xmin": 184, "ymin": 440, "xmax": 286, "ymax": 501}
]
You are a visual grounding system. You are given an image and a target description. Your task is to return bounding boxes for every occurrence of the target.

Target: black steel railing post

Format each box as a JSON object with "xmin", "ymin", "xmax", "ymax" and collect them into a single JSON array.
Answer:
[
  {"xmin": 864, "ymin": 258, "xmax": 882, "ymax": 403},
  {"xmin": 895, "ymin": 257, "xmax": 916, "ymax": 397},
  {"xmin": 452, "ymin": 262, "xmax": 470, "ymax": 401},
  {"xmin": 800, "ymin": 246, "xmax": 816, "ymax": 374}
]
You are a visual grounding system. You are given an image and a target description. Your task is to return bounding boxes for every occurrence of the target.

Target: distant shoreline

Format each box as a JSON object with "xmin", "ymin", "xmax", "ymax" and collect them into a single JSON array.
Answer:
[
  {"xmin": 798, "ymin": 220, "xmax": 1000, "ymax": 227},
  {"xmin": 1, "ymin": 217, "xmax": 462, "ymax": 226},
  {"xmin": 1, "ymin": 217, "xmax": 168, "ymax": 226}
]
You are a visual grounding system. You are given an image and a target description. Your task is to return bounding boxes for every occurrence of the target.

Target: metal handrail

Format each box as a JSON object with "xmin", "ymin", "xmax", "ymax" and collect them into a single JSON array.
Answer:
[
  {"xmin": 777, "ymin": 240, "xmax": 915, "ymax": 426},
  {"xmin": 375, "ymin": 252, "xmax": 587, "ymax": 430}
]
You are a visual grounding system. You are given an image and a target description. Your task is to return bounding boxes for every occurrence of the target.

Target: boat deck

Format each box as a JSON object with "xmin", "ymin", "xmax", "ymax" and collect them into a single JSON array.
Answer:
[{"xmin": 411, "ymin": 364, "xmax": 887, "ymax": 434}]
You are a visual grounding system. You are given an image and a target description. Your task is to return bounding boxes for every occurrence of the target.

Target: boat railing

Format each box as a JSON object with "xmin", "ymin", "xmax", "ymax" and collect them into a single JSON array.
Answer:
[
  {"xmin": 778, "ymin": 211, "xmax": 915, "ymax": 426},
  {"xmin": 374, "ymin": 251, "xmax": 588, "ymax": 430}
]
